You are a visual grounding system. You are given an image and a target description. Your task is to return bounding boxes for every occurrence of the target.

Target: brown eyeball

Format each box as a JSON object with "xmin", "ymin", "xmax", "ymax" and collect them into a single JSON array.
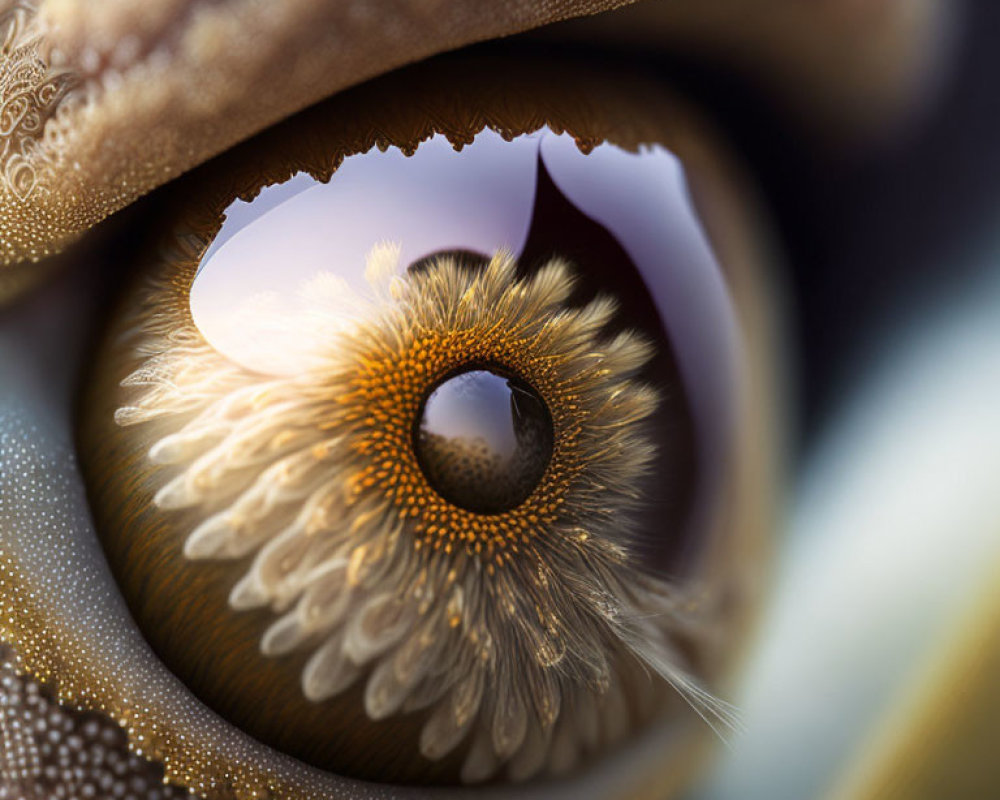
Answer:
[{"xmin": 67, "ymin": 53, "xmax": 781, "ymax": 796}]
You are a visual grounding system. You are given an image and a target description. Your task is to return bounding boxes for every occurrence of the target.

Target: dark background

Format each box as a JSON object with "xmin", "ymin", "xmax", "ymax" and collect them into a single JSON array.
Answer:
[{"xmin": 658, "ymin": 0, "xmax": 1000, "ymax": 448}]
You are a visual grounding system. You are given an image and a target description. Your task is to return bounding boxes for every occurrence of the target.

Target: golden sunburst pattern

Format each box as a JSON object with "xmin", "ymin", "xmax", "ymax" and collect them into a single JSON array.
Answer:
[{"xmin": 114, "ymin": 243, "xmax": 734, "ymax": 782}]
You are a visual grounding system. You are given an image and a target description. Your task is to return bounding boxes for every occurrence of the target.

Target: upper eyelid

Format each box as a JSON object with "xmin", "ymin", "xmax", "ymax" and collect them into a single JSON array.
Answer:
[
  {"xmin": 0, "ymin": 0, "xmax": 632, "ymax": 274},
  {"xmin": 0, "ymin": 0, "xmax": 948, "ymax": 286}
]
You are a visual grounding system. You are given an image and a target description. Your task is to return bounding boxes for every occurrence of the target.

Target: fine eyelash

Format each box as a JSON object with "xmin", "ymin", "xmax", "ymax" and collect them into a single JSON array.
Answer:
[{"xmin": 113, "ymin": 240, "xmax": 737, "ymax": 783}]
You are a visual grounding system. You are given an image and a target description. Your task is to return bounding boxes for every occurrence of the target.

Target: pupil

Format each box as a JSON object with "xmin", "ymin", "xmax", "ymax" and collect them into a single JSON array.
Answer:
[{"xmin": 416, "ymin": 368, "xmax": 554, "ymax": 514}]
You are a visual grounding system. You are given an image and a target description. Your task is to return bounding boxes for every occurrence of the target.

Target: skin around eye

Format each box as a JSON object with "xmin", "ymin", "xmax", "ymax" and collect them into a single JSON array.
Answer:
[
  {"xmin": 0, "ymin": 0, "xmax": 951, "ymax": 287},
  {"xmin": 1, "ymin": 53, "xmax": 783, "ymax": 800}
]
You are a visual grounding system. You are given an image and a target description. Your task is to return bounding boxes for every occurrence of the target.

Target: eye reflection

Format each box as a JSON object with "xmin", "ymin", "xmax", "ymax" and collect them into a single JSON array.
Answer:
[
  {"xmin": 1, "ymin": 52, "xmax": 779, "ymax": 800},
  {"xmin": 417, "ymin": 367, "xmax": 555, "ymax": 515}
]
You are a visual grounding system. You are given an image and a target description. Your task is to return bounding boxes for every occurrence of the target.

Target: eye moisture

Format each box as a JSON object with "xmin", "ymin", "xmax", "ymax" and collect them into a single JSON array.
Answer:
[{"xmin": 417, "ymin": 368, "xmax": 554, "ymax": 514}]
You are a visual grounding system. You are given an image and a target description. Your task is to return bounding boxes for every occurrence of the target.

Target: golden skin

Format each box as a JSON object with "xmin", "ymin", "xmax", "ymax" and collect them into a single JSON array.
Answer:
[
  {"xmin": 1, "ymin": 0, "xmax": 637, "ymax": 270},
  {"xmin": 0, "ymin": 1, "xmax": 968, "ymax": 800}
]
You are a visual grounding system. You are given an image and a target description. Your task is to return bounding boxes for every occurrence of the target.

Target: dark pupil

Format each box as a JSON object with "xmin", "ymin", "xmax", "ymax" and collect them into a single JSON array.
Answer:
[{"xmin": 416, "ymin": 368, "xmax": 554, "ymax": 513}]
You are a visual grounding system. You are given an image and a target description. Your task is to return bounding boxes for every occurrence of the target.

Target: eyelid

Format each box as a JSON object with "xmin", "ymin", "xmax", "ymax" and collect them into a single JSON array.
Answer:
[
  {"xmin": 0, "ymin": 0, "xmax": 634, "ymax": 274},
  {"xmin": 0, "ymin": 0, "xmax": 957, "ymax": 285}
]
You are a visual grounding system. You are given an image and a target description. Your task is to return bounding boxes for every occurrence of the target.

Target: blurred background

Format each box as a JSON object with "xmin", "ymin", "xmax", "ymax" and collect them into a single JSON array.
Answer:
[
  {"xmin": 3, "ymin": 1, "xmax": 998, "ymax": 797},
  {"xmin": 656, "ymin": 1, "xmax": 1000, "ymax": 797}
]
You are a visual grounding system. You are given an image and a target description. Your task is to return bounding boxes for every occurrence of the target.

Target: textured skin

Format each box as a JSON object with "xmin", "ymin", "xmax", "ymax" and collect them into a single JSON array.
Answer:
[
  {"xmin": 0, "ymin": 0, "xmax": 637, "ymax": 275},
  {"xmin": 0, "ymin": 645, "xmax": 196, "ymax": 800},
  {"xmin": 0, "ymin": 0, "xmax": 953, "ymax": 302},
  {"xmin": 0, "ymin": 0, "xmax": 951, "ymax": 286}
]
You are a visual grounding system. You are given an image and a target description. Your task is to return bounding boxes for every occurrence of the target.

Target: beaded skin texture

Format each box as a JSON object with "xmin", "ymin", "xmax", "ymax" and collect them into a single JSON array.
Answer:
[
  {"xmin": 0, "ymin": 0, "xmax": 637, "ymax": 272},
  {"xmin": 0, "ymin": 644, "xmax": 195, "ymax": 800}
]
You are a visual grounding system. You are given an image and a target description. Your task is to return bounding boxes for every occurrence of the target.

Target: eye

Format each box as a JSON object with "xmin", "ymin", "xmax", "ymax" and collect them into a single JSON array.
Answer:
[
  {"xmin": 0, "ymin": 51, "xmax": 781, "ymax": 798},
  {"xmin": 86, "ymin": 130, "xmax": 724, "ymax": 784}
]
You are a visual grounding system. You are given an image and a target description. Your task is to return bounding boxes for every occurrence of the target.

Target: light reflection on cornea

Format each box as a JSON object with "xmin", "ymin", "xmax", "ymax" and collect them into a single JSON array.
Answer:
[{"xmin": 190, "ymin": 126, "xmax": 740, "ymax": 562}]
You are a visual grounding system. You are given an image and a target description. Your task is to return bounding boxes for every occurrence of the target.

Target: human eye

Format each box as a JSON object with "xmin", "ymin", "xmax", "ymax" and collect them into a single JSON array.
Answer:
[{"xmin": 4, "ymin": 2, "xmax": 996, "ymax": 800}]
